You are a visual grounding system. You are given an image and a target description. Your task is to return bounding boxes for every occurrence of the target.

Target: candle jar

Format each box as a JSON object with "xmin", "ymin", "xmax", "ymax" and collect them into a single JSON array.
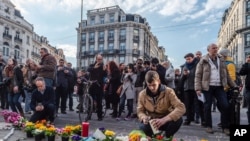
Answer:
[{"xmin": 81, "ymin": 122, "xmax": 89, "ymax": 137}]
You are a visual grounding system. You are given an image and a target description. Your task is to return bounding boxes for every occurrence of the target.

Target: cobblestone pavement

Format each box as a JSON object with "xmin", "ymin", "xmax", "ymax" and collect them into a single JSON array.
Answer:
[{"xmin": 0, "ymin": 100, "xmax": 248, "ymax": 141}]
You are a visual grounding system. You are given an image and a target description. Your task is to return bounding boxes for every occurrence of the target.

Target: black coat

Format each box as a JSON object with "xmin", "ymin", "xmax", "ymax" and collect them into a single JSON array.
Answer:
[{"xmin": 239, "ymin": 63, "xmax": 250, "ymax": 90}]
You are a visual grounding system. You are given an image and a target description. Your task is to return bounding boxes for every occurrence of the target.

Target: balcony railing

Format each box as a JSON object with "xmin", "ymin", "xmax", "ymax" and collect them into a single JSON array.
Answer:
[
  {"xmin": 118, "ymin": 49, "xmax": 126, "ymax": 54},
  {"xmin": 98, "ymin": 37, "xmax": 104, "ymax": 41},
  {"xmin": 133, "ymin": 35, "xmax": 139, "ymax": 41},
  {"xmin": 31, "ymin": 51, "xmax": 40, "ymax": 58},
  {"xmin": 89, "ymin": 38, "xmax": 95, "ymax": 42},
  {"xmin": 132, "ymin": 49, "xmax": 140, "ymax": 55},
  {"xmin": 119, "ymin": 35, "xmax": 126, "ymax": 40},
  {"xmin": 14, "ymin": 37, "xmax": 22, "ymax": 43},
  {"xmin": 108, "ymin": 36, "xmax": 114, "ymax": 41},
  {"xmin": 3, "ymin": 33, "xmax": 12, "ymax": 40}
]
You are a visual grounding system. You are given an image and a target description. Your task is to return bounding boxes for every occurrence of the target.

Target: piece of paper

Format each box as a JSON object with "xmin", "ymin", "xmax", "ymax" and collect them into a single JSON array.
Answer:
[
  {"xmin": 149, "ymin": 120, "xmax": 160, "ymax": 134},
  {"xmin": 197, "ymin": 93, "xmax": 205, "ymax": 103}
]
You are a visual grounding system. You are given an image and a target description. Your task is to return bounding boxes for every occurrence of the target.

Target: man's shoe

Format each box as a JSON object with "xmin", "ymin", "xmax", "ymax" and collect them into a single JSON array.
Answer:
[
  {"xmin": 206, "ymin": 127, "xmax": 214, "ymax": 134},
  {"xmin": 61, "ymin": 111, "xmax": 67, "ymax": 114},
  {"xmin": 183, "ymin": 121, "xmax": 191, "ymax": 125},
  {"xmin": 69, "ymin": 109, "xmax": 74, "ymax": 111},
  {"xmin": 195, "ymin": 119, "xmax": 200, "ymax": 124},
  {"xmin": 76, "ymin": 111, "xmax": 83, "ymax": 113},
  {"xmin": 223, "ymin": 128, "xmax": 230, "ymax": 136},
  {"xmin": 98, "ymin": 118, "xmax": 103, "ymax": 121},
  {"xmin": 217, "ymin": 122, "xmax": 222, "ymax": 128}
]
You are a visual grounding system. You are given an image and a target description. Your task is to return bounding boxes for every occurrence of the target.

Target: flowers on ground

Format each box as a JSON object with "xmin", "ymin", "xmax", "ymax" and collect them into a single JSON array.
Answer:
[
  {"xmin": 129, "ymin": 130, "xmax": 146, "ymax": 141},
  {"xmin": 72, "ymin": 124, "xmax": 81, "ymax": 134},
  {"xmin": 57, "ymin": 125, "xmax": 73, "ymax": 138},
  {"xmin": 0, "ymin": 110, "xmax": 26, "ymax": 129},
  {"xmin": 24, "ymin": 121, "xmax": 35, "ymax": 132},
  {"xmin": 44, "ymin": 125, "xmax": 56, "ymax": 136}
]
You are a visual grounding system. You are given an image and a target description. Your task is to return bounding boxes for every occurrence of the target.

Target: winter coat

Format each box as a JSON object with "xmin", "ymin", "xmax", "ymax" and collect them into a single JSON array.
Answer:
[
  {"xmin": 239, "ymin": 63, "xmax": 250, "ymax": 90},
  {"xmin": 37, "ymin": 54, "xmax": 57, "ymax": 79},
  {"xmin": 120, "ymin": 73, "xmax": 137, "ymax": 99},
  {"xmin": 137, "ymin": 84, "xmax": 185, "ymax": 122},
  {"xmin": 164, "ymin": 67, "xmax": 175, "ymax": 89},
  {"xmin": 195, "ymin": 54, "xmax": 236, "ymax": 91}
]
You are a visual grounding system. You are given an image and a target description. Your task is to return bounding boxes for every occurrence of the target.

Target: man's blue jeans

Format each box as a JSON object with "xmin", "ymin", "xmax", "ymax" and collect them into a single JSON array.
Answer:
[
  {"xmin": 24, "ymin": 90, "xmax": 32, "ymax": 112},
  {"xmin": 139, "ymin": 117, "xmax": 183, "ymax": 138},
  {"xmin": 203, "ymin": 86, "xmax": 230, "ymax": 129}
]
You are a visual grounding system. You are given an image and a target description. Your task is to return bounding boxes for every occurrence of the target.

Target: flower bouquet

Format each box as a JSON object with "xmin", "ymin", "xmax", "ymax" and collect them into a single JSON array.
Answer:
[
  {"xmin": 72, "ymin": 124, "xmax": 81, "ymax": 135},
  {"xmin": 44, "ymin": 125, "xmax": 57, "ymax": 141},
  {"xmin": 151, "ymin": 135, "xmax": 172, "ymax": 141},
  {"xmin": 128, "ymin": 130, "xmax": 147, "ymax": 141},
  {"xmin": 71, "ymin": 134, "xmax": 82, "ymax": 141},
  {"xmin": 24, "ymin": 121, "xmax": 35, "ymax": 137},
  {"xmin": 0, "ymin": 110, "xmax": 26, "ymax": 129},
  {"xmin": 93, "ymin": 127, "xmax": 116, "ymax": 141},
  {"xmin": 57, "ymin": 125, "xmax": 73, "ymax": 141}
]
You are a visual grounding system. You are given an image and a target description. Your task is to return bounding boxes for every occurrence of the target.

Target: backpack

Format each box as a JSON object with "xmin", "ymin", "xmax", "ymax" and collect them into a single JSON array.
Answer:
[{"xmin": 225, "ymin": 60, "xmax": 242, "ymax": 86}]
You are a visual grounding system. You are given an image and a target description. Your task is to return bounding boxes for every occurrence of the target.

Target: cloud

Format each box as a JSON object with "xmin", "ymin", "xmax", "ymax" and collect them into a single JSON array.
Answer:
[{"xmin": 56, "ymin": 44, "xmax": 77, "ymax": 58}]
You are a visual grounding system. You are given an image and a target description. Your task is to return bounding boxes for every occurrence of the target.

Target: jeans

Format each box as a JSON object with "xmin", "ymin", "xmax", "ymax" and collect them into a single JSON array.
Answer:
[
  {"xmin": 127, "ymin": 99, "xmax": 133, "ymax": 117},
  {"xmin": 44, "ymin": 78, "xmax": 53, "ymax": 87},
  {"xmin": 29, "ymin": 103, "xmax": 55, "ymax": 122},
  {"xmin": 203, "ymin": 86, "xmax": 230, "ymax": 129},
  {"xmin": 24, "ymin": 90, "xmax": 32, "ymax": 112},
  {"xmin": 139, "ymin": 117, "xmax": 183, "ymax": 138},
  {"xmin": 245, "ymin": 88, "xmax": 250, "ymax": 124},
  {"xmin": 8, "ymin": 92, "xmax": 23, "ymax": 113},
  {"xmin": 118, "ymin": 94, "xmax": 126, "ymax": 117}
]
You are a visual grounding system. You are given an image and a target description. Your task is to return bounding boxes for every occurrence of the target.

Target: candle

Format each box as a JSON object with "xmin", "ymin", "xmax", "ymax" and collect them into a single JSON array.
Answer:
[{"xmin": 81, "ymin": 122, "xmax": 89, "ymax": 137}]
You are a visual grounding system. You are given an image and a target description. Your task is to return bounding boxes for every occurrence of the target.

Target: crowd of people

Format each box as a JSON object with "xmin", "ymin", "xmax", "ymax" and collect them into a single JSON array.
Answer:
[{"xmin": 0, "ymin": 43, "xmax": 250, "ymax": 138}]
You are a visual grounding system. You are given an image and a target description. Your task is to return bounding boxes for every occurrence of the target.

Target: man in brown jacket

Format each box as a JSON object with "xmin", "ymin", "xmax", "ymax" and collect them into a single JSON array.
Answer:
[
  {"xmin": 137, "ymin": 71, "xmax": 185, "ymax": 138},
  {"xmin": 36, "ymin": 48, "xmax": 57, "ymax": 87}
]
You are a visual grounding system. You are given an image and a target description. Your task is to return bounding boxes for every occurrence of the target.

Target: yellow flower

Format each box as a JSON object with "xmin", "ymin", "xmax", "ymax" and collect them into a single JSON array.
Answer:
[
  {"xmin": 200, "ymin": 139, "xmax": 208, "ymax": 141},
  {"xmin": 104, "ymin": 130, "xmax": 115, "ymax": 136}
]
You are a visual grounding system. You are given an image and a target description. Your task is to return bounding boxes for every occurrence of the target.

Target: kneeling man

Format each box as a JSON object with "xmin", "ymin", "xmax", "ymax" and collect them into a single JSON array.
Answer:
[
  {"xmin": 29, "ymin": 77, "xmax": 55, "ymax": 123},
  {"xmin": 137, "ymin": 71, "xmax": 185, "ymax": 138}
]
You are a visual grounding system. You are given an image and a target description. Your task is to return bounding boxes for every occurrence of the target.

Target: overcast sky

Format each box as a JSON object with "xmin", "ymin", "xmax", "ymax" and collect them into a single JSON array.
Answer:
[{"xmin": 11, "ymin": 0, "xmax": 232, "ymax": 68}]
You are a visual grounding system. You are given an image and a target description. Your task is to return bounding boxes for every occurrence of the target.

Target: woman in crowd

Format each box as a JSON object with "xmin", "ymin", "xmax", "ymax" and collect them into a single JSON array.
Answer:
[
  {"xmin": 4, "ymin": 58, "xmax": 24, "ymax": 117},
  {"xmin": 105, "ymin": 61, "xmax": 121, "ymax": 118},
  {"xmin": 117, "ymin": 63, "xmax": 137, "ymax": 120}
]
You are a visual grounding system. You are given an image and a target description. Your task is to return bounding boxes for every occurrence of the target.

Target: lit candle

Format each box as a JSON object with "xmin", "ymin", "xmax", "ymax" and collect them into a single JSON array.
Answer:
[{"xmin": 81, "ymin": 122, "xmax": 89, "ymax": 137}]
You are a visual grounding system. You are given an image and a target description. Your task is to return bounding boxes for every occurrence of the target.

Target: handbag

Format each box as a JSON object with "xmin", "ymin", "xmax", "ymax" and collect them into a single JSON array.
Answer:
[{"xmin": 116, "ymin": 85, "xmax": 123, "ymax": 96}]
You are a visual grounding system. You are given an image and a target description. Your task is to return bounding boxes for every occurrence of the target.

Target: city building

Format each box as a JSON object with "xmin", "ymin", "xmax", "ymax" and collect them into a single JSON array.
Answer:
[
  {"xmin": 217, "ymin": 0, "xmax": 250, "ymax": 69},
  {"xmin": 76, "ymin": 5, "xmax": 166, "ymax": 69},
  {"xmin": 0, "ymin": 0, "xmax": 65, "ymax": 65}
]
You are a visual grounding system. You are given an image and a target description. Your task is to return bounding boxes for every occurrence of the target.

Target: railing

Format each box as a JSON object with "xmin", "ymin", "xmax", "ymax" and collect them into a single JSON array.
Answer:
[
  {"xmin": 3, "ymin": 33, "xmax": 12, "ymax": 40},
  {"xmin": 14, "ymin": 37, "xmax": 22, "ymax": 43}
]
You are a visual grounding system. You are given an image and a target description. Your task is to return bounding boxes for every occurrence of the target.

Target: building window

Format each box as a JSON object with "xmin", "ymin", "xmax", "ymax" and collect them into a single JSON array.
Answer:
[
  {"xmin": 90, "ymin": 17, "xmax": 95, "ymax": 25},
  {"xmin": 108, "ymin": 30, "xmax": 114, "ymax": 40},
  {"xmin": 108, "ymin": 43, "xmax": 114, "ymax": 50},
  {"xmin": 134, "ymin": 29, "xmax": 139, "ymax": 36},
  {"xmin": 89, "ymin": 57, "xmax": 94, "ymax": 64},
  {"xmin": 133, "ymin": 42, "xmax": 138, "ymax": 50},
  {"xmin": 100, "ymin": 16, "xmax": 104, "ymax": 24},
  {"xmin": 81, "ymin": 45, "xmax": 86, "ymax": 52},
  {"xmin": 16, "ymin": 31, "xmax": 20, "ymax": 38},
  {"xmin": 120, "ymin": 29, "xmax": 126, "ymax": 36},
  {"xmin": 81, "ymin": 33, "xmax": 86, "ymax": 41},
  {"xmin": 26, "ymin": 49, "xmax": 29, "ymax": 58},
  {"xmin": 26, "ymin": 35, "xmax": 30, "ymax": 45},
  {"xmin": 247, "ymin": 1, "xmax": 250, "ymax": 12},
  {"xmin": 108, "ymin": 56, "xmax": 113, "ymax": 61},
  {"xmin": 99, "ymin": 44, "xmax": 104, "ymax": 51},
  {"xmin": 119, "ymin": 56, "xmax": 125, "ymax": 63},
  {"xmin": 89, "ymin": 32, "xmax": 95, "ymax": 41},
  {"xmin": 247, "ymin": 15, "xmax": 250, "ymax": 26},
  {"xmin": 4, "ymin": 27, "xmax": 9, "ymax": 35},
  {"xmin": 109, "ymin": 14, "xmax": 114, "ymax": 23},
  {"xmin": 14, "ymin": 46, "xmax": 20, "ymax": 59},
  {"xmin": 3, "ymin": 44, "xmax": 9, "ymax": 56},
  {"xmin": 81, "ymin": 21, "xmax": 87, "ymax": 27},
  {"xmin": 89, "ymin": 44, "xmax": 94, "ymax": 52},
  {"xmin": 245, "ymin": 33, "xmax": 250, "ymax": 46},
  {"xmin": 134, "ymin": 16, "xmax": 139, "ymax": 22},
  {"xmin": 121, "ymin": 15, "xmax": 126, "ymax": 22},
  {"xmin": 99, "ymin": 31, "xmax": 104, "ymax": 40},
  {"xmin": 119, "ymin": 42, "xmax": 125, "ymax": 50}
]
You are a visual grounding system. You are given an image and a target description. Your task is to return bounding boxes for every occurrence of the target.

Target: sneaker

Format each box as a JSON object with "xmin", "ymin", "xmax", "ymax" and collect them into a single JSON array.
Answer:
[
  {"xmin": 206, "ymin": 127, "xmax": 214, "ymax": 134},
  {"xmin": 217, "ymin": 122, "xmax": 222, "ymax": 128},
  {"xmin": 116, "ymin": 116, "xmax": 121, "ymax": 121},
  {"xmin": 223, "ymin": 128, "xmax": 230, "ymax": 136},
  {"xmin": 69, "ymin": 108, "xmax": 74, "ymax": 111},
  {"xmin": 124, "ymin": 116, "xmax": 131, "ymax": 121}
]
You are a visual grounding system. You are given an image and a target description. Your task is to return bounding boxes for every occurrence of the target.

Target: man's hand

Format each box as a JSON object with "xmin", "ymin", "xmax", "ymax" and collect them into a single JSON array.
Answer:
[
  {"xmin": 196, "ymin": 90, "xmax": 201, "ymax": 96},
  {"xmin": 13, "ymin": 86, "xmax": 19, "ymax": 93},
  {"xmin": 151, "ymin": 116, "xmax": 171, "ymax": 129},
  {"xmin": 35, "ymin": 105, "xmax": 44, "ymax": 111},
  {"xmin": 142, "ymin": 116, "xmax": 150, "ymax": 124}
]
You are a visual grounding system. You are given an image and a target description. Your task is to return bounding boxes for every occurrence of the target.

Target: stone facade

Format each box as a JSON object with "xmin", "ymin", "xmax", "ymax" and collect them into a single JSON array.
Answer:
[
  {"xmin": 76, "ymin": 5, "xmax": 165, "ymax": 69},
  {"xmin": 0, "ymin": 0, "xmax": 65, "ymax": 65},
  {"xmin": 218, "ymin": 0, "xmax": 250, "ymax": 69}
]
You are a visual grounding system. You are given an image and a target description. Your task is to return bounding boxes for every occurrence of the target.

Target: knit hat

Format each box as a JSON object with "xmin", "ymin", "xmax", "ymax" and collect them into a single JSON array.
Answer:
[{"xmin": 219, "ymin": 48, "xmax": 230, "ymax": 57}]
